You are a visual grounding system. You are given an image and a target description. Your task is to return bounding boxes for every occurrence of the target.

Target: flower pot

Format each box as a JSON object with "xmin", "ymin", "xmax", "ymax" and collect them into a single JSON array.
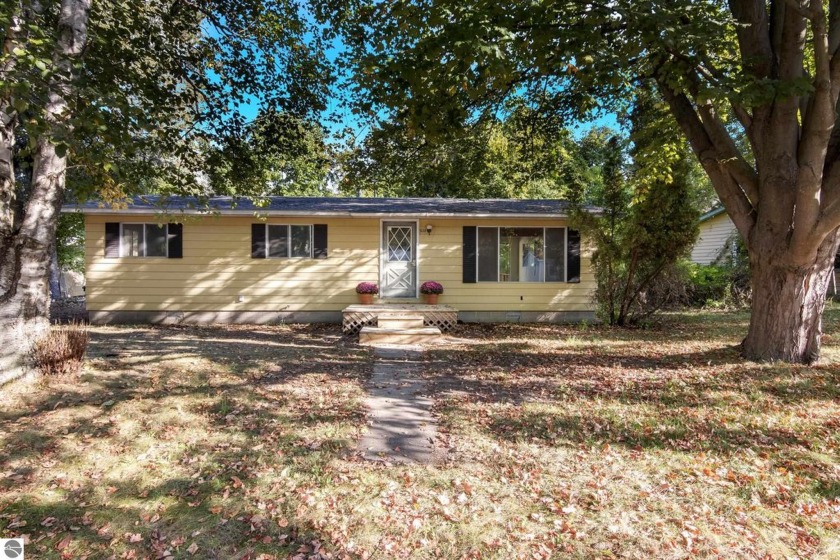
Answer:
[
  {"xmin": 423, "ymin": 293, "xmax": 439, "ymax": 305},
  {"xmin": 358, "ymin": 293, "xmax": 375, "ymax": 305}
]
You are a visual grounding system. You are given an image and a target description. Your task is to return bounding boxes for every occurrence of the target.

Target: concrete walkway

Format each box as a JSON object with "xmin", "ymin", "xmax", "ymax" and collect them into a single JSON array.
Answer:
[{"xmin": 358, "ymin": 345, "xmax": 440, "ymax": 464}]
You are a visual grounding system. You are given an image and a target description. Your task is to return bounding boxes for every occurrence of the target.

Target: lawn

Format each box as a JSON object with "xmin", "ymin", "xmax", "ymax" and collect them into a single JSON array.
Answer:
[{"xmin": 0, "ymin": 311, "xmax": 838, "ymax": 559}]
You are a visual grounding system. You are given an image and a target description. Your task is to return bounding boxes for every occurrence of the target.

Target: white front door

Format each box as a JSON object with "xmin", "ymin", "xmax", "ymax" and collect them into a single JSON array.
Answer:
[{"xmin": 381, "ymin": 222, "xmax": 417, "ymax": 298}]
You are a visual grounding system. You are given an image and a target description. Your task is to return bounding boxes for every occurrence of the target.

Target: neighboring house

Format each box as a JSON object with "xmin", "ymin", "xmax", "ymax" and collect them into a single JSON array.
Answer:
[
  {"xmin": 690, "ymin": 206, "xmax": 840, "ymax": 294},
  {"xmin": 66, "ymin": 196, "xmax": 596, "ymax": 324},
  {"xmin": 690, "ymin": 207, "xmax": 738, "ymax": 265}
]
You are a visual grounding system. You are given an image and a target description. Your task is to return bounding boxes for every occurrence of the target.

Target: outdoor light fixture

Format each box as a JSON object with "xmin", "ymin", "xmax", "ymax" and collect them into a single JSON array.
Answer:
[{"xmin": 426, "ymin": 224, "xmax": 433, "ymax": 235}]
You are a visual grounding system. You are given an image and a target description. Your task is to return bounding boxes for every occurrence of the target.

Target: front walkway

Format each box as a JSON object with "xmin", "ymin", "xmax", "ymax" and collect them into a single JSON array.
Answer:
[{"xmin": 357, "ymin": 345, "xmax": 441, "ymax": 464}]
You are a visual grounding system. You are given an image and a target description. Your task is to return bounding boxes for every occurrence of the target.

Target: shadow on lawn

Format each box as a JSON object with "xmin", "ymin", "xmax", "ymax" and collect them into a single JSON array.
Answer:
[
  {"xmin": 426, "ymin": 321, "xmax": 840, "ymax": 464},
  {"xmin": 0, "ymin": 324, "xmax": 370, "ymax": 558},
  {"xmin": 85, "ymin": 323, "xmax": 367, "ymax": 374},
  {"xmin": 4, "ymin": 472, "xmax": 347, "ymax": 559},
  {"xmin": 427, "ymin": 343, "xmax": 839, "ymax": 407}
]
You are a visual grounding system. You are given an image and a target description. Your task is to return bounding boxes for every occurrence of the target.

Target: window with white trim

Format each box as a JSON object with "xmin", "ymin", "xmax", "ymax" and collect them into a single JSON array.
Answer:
[
  {"xmin": 265, "ymin": 224, "xmax": 313, "ymax": 258},
  {"xmin": 120, "ymin": 223, "xmax": 169, "ymax": 257},
  {"xmin": 477, "ymin": 227, "xmax": 567, "ymax": 282}
]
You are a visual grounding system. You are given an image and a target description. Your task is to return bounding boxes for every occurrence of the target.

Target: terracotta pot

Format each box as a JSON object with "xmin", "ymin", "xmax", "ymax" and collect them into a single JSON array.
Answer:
[
  {"xmin": 423, "ymin": 293, "xmax": 439, "ymax": 305},
  {"xmin": 358, "ymin": 293, "xmax": 375, "ymax": 305}
]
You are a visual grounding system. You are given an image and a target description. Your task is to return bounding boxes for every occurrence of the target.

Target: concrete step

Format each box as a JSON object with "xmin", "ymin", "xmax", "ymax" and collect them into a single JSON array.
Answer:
[
  {"xmin": 377, "ymin": 314, "xmax": 425, "ymax": 329},
  {"xmin": 359, "ymin": 326, "xmax": 441, "ymax": 346}
]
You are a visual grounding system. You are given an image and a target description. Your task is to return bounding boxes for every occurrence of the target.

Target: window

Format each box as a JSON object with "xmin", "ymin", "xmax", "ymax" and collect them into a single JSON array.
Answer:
[
  {"xmin": 105, "ymin": 222, "xmax": 182, "ymax": 259},
  {"xmin": 264, "ymin": 224, "xmax": 313, "ymax": 259},
  {"xmin": 477, "ymin": 227, "xmax": 567, "ymax": 282},
  {"xmin": 120, "ymin": 223, "xmax": 169, "ymax": 257},
  {"xmin": 252, "ymin": 224, "xmax": 327, "ymax": 259},
  {"xmin": 477, "ymin": 227, "xmax": 499, "ymax": 282}
]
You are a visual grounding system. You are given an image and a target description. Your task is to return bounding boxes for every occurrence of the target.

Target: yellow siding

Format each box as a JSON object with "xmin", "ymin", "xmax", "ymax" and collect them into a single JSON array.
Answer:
[
  {"xmin": 690, "ymin": 213, "xmax": 738, "ymax": 265},
  {"xmin": 85, "ymin": 214, "xmax": 595, "ymax": 313}
]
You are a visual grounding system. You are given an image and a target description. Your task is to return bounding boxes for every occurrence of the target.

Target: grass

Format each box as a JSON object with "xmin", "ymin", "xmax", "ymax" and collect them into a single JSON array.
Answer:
[{"xmin": 0, "ymin": 313, "xmax": 838, "ymax": 559}]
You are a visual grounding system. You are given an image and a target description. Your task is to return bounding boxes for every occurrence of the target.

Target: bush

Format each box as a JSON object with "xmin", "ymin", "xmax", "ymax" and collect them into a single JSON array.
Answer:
[
  {"xmin": 685, "ymin": 263, "xmax": 751, "ymax": 308},
  {"xmin": 31, "ymin": 323, "xmax": 89, "ymax": 376},
  {"xmin": 686, "ymin": 263, "xmax": 731, "ymax": 306},
  {"xmin": 685, "ymin": 235, "xmax": 751, "ymax": 308}
]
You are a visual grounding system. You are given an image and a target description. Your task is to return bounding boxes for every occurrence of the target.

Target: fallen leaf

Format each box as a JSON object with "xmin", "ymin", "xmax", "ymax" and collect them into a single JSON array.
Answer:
[{"xmin": 56, "ymin": 534, "xmax": 72, "ymax": 550}]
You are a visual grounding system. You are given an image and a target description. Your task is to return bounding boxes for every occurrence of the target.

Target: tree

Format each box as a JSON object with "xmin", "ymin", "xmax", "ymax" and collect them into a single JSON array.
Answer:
[
  {"xmin": 208, "ymin": 109, "xmax": 336, "ymax": 197},
  {"xmin": 55, "ymin": 212, "xmax": 84, "ymax": 273},
  {"xmin": 321, "ymin": 0, "xmax": 840, "ymax": 363},
  {"xmin": 0, "ymin": 0, "xmax": 329, "ymax": 379},
  {"xmin": 574, "ymin": 95, "xmax": 700, "ymax": 325},
  {"xmin": 341, "ymin": 105, "xmax": 587, "ymax": 199}
]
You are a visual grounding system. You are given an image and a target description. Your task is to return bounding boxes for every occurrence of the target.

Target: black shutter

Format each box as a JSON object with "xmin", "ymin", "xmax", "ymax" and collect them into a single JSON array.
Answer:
[
  {"xmin": 105, "ymin": 222, "xmax": 120, "ymax": 258},
  {"xmin": 463, "ymin": 226, "xmax": 477, "ymax": 284},
  {"xmin": 313, "ymin": 224, "xmax": 328, "ymax": 259},
  {"xmin": 167, "ymin": 223, "xmax": 183, "ymax": 258},
  {"xmin": 251, "ymin": 223, "xmax": 266, "ymax": 258},
  {"xmin": 567, "ymin": 229, "xmax": 581, "ymax": 283}
]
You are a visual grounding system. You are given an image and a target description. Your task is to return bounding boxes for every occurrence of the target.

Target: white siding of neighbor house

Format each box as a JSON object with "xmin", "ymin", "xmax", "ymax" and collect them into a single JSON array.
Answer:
[{"xmin": 691, "ymin": 213, "xmax": 737, "ymax": 265}]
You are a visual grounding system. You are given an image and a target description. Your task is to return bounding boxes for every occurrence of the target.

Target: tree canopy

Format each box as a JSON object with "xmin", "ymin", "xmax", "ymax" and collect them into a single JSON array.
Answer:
[
  {"xmin": 0, "ymin": 0, "xmax": 333, "ymax": 378},
  {"xmin": 340, "ymin": 105, "xmax": 601, "ymax": 199},
  {"xmin": 1, "ymin": 0, "xmax": 331, "ymax": 212},
  {"xmin": 319, "ymin": 0, "xmax": 840, "ymax": 363},
  {"xmin": 208, "ymin": 109, "xmax": 336, "ymax": 198}
]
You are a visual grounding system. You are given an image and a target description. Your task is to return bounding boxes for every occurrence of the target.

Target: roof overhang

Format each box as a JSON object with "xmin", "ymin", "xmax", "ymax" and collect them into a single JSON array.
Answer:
[
  {"xmin": 699, "ymin": 206, "xmax": 726, "ymax": 222},
  {"xmin": 63, "ymin": 206, "xmax": 574, "ymax": 219}
]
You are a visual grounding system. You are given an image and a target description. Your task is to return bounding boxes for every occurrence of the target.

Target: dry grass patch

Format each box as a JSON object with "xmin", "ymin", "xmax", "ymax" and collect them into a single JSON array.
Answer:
[{"xmin": 0, "ymin": 312, "xmax": 838, "ymax": 559}]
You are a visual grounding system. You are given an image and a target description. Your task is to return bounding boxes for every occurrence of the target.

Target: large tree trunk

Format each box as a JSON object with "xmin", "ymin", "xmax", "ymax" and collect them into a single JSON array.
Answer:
[
  {"xmin": 742, "ymin": 231, "xmax": 840, "ymax": 363},
  {"xmin": 0, "ymin": 135, "xmax": 69, "ymax": 385},
  {"xmin": 0, "ymin": 0, "xmax": 90, "ymax": 384}
]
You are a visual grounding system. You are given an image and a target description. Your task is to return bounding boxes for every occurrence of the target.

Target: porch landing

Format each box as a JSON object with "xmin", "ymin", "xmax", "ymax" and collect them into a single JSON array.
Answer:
[{"xmin": 342, "ymin": 304, "xmax": 458, "ymax": 334}]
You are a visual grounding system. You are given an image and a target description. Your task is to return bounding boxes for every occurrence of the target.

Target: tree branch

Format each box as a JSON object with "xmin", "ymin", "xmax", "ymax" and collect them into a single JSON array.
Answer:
[
  {"xmin": 729, "ymin": 0, "xmax": 774, "ymax": 78},
  {"xmin": 796, "ymin": 0, "xmax": 836, "ymax": 246},
  {"xmin": 656, "ymin": 76, "xmax": 756, "ymax": 242}
]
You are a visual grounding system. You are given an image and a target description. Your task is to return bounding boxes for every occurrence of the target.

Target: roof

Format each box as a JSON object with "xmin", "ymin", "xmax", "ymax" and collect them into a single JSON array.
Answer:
[
  {"xmin": 65, "ymin": 195, "xmax": 592, "ymax": 218},
  {"xmin": 699, "ymin": 206, "xmax": 727, "ymax": 222}
]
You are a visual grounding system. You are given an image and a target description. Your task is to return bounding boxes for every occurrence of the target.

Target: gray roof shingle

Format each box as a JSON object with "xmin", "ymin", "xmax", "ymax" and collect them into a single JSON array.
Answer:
[{"xmin": 67, "ymin": 195, "xmax": 591, "ymax": 217}]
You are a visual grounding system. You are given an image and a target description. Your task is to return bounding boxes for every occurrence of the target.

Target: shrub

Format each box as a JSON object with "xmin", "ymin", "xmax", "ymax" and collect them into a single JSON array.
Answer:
[
  {"xmin": 685, "ymin": 235, "xmax": 751, "ymax": 308},
  {"xmin": 420, "ymin": 281, "xmax": 444, "ymax": 294},
  {"xmin": 31, "ymin": 322, "xmax": 89, "ymax": 376},
  {"xmin": 686, "ymin": 263, "xmax": 730, "ymax": 306},
  {"xmin": 355, "ymin": 281, "xmax": 379, "ymax": 294},
  {"xmin": 573, "ymin": 131, "xmax": 699, "ymax": 326}
]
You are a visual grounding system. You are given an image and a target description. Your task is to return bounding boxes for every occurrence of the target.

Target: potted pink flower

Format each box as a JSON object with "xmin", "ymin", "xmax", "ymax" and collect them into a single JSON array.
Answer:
[
  {"xmin": 355, "ymin": 282, "xmax": 379, "ymax": 304},
  {"xmin": 420, "ymin": 281, "xmax": 444, "ymax": 305}
]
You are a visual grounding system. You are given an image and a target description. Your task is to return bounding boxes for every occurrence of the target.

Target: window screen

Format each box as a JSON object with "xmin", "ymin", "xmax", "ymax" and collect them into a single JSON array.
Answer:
[
  {"xmin": 545, "ymin": 228, "xmax": 566, "ymax": 282},
  {"xmin": 268, "ymin": 225, "xmax": 289, "ymax": 258},
  {"xmin": 475, "ymin": 226, "xmax": 569, "ymax": 282},
  {"xmin": 500, "ymin": 227, "xmax": 544, "ymax": 282},
  {"xmin": 145, "ymin": 224, "xmax": 168, "ymax": 257},
  {"xmin": 290, "ymin": 225, "xmax": 312, "ymax": 258},
  {"xmin": 121, "ymin": 224, "xmax": 144, "ymax": 257},
  {"xmin": 477, "ymin": 227, "xmax": 499, "ymax": 282}
]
